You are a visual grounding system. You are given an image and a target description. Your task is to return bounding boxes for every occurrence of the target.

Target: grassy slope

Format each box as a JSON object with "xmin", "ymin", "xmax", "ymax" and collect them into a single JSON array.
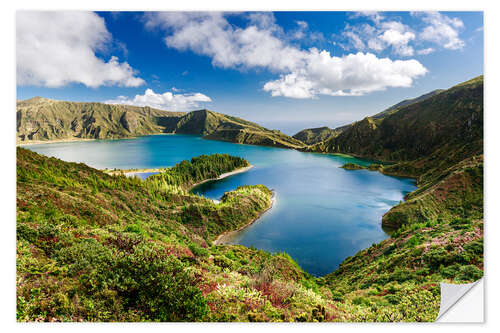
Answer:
[
  {"xmin": 17, "ymin": 97, "xmax": 184, "ymax": 142},
  {"xmin": 17, "ymin": 99, "xmax": 305, "ymax": 149},
  {"xmin": 179, "ymin": 110, "xmax": 306, "ymax": 149},
  {"xmin": 292, "ymin": 88, "xmax": 444, "ymax": 146},
  {"xmin": 292, "ymin": 126, "xmax": 344, "ymax": 145},
  {"xmin": 17, "ymin": 148, "xmax": 483, "ymax": 322},
  {"xmin": 371, "ymin": 89, "xmax": 445, "ymax": 120},
  {"xmin": 307, "ymin": 76, "xmax": 483, "ymax": 163},
  {"xmin": 16, "ymin": 148, "xmax": 335, "ymax": 322}
]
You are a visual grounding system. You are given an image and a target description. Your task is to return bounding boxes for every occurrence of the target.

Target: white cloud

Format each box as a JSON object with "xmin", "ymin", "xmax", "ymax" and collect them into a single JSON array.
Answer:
[
  {"xmin": 417, "ymin": 47, "xmax": 435, "ymax": 55},
  {"xmin": 144, "ymin": 12, "xmax": 427, "ymax": 99},
  {"xmin": 17, "ymin": 11, "xmax": 144, "ymax": 88},
  {"xmin": 343, "ymin": 28, "xmax": 366, "ymax": 50},
  {"xmin": 379, "ymin": 29, "xmax": 415, "ymax": 56},
  {"xmin": 104, "ymin": 88, "xmax": 212, "ymax": 111},
  {"xmin": 263, "ymin": 51, "xmax": 427, "ymax": 98},
  {"xmin": 342, "ymin": 12, "xmax": 466, "ymax": 56},
  {"xmin": 417, "ymin": 12, "xmax": 465, "ymax": 50},
  {"xmin": 351, "ymin": 11, "xmax": 385, "ymax": 24},
  {"xmin": 342, "ymin": 19, "xmax": 415, "ymax": 56}
]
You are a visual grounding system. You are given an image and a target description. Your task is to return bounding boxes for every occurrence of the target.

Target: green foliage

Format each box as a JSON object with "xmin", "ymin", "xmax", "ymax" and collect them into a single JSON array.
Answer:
[
  {"xmin": 16, "ymin": 148, "xmax": 278, "ymax": 322},
  {"xmin": 147, "ymin": 153, "xmax": 249, "ymax": 190},
  {"xmin": 293, "ymin": 126, "xmax": 342, "ymax": 145},
  {"xmin": 456, "ymin": 265, "xmax": 483, "ymax": 281},
  {"xmin": 112, "ymin": 243, "xmax": 208, "ymax": 321},
  {"xmin": 16, "ymin": 74, "xmax": 485, "ymax": 326}
]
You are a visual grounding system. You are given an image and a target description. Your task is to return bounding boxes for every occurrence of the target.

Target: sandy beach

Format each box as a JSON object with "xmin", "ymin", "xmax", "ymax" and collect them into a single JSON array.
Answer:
[
  {"xmin": 106, "ymin": 164, "xmax": 254, "ymax": 182},
  {"xmin": 190, "ymin": 165, "xmax": 254, "ymax": 189},
  {"xmin": 17, "ymin": 137, "xmax": 101, "ymax": 146},
  {"xmin": 16, "ymin": 134, "xmax": 174, "ymax": 147},
  {"xmin": 101, "ymin": 168, "xmax": 165, "ymax": 177},
  {"xmin": 213, "ymin": 192, "xmax": 275, "ymax": 246}
]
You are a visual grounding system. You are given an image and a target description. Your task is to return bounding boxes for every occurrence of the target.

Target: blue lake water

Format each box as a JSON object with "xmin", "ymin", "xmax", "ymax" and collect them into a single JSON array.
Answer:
[
  {"xmin": 127, "ymin": 172, "xmax": 160, "ymax": 180},
  {"xmin": 23, "ymin": 134, "xmax": 416, "ymax": 276}
]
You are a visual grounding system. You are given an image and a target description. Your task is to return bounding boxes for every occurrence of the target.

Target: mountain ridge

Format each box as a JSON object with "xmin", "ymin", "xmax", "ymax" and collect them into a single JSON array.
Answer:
[
  {"xmin": 17, "ymin": 99, "xmax": 305, "ymax": 149},
  {"xmin": 305, "ymin": 75, "xmax": 483, "ymax": 164},
  {"xmin": 292, "ymin": 88, "xmax": 446, "ymax": 146}
]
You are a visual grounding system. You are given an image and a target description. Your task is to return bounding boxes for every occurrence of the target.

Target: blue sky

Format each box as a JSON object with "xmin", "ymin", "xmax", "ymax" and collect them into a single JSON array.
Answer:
[{"xmin": 16, "ymin": 11, "xmax": 483, "ymax": 134}]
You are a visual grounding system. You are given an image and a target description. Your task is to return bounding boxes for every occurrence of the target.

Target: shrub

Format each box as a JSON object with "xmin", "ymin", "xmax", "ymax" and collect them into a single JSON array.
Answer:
[
  {"xmin": 352, "ymin": 296, "xmax": 371, "ymax": 306},
  {"xmin": 188, "ymin": 243, "xmax": 210, "ymax": 257},
  {"xmin": 423, "ymin": 247, "xmax": 452, "ymax": 268},
  {"xmin": 456, "ymin": 265, "xmax": 483, "ymax": 282},
  {"xmin": 441, "ymin": 264, "xmax": 460, "ymax": 278},
  {"xmin": 124, "ymin": 224, "xmax": 147, "ymax": 237},
  {"xmin": 213, "ymin": 255, "xmax": 233, "ymax": 269},
  {"xmin": 113, "ymin": 243, "xmax": 208, "ymax": 321},
  {"xmin": 17, "ymin": 223, "xmax": 38, "ymax": 243},
  {"xmin": 55, "ymin": 238, "xmax": 115, "ymax": 278},
  {"xmin": 385, "ymin": 294, "xmax": 400, "ymax": 305},
  {"xmin": 406, "ymin": 235, "xmax": 422, "ymax": 247},
  {"xmin": 331, "ymin": 290, "xmax": 344, "ymax": 302}
]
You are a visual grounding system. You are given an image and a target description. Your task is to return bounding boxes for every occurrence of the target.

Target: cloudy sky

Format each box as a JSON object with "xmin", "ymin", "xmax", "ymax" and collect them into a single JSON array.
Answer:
[{"xmin": 16, "ymin": 11, "xmax": 483, "ymax": 134}]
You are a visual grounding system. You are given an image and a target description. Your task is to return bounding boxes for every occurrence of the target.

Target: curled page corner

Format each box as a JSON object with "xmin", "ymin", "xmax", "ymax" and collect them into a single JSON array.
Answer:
[{"xmin": 436, "ymin": 278, "xmax": 484, "ymax": 322}]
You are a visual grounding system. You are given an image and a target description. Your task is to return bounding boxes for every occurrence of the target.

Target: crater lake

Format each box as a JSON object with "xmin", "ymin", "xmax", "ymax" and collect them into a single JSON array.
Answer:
[{"xmin": 23, "ymin": 134, "xmax": 416, "ymax": 276}]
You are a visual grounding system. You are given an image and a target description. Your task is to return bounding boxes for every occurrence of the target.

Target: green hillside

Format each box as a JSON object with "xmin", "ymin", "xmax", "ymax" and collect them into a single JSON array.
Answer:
[
  {"xmin": 17, "ymin": 99, "xmax": 305, "ymax": 149},
  {"xmin": 371, "ymin": 89, "xmax": 445, "ymax": 120},
  {"xmin": 307, "ymin": 76, "xmax": 483, "ymax": 165},
  {"xmin": 176, "ymin": 109, "xmax": 306, "ymax": 149},
  {"xmin": 292, "ymin": 89, "xmax": 443, "ymax": 146},
  {"xmin": 16, "ymin": 147, "xmax": 483, "ymax": 322},
  {"xmin": 304, "ymin": 76, "xmax": 483, "ymax": 229},
  {"xmin": 16, "ymin": 97, "xmax": 184, "ymax": 142},
  {"xmin": 292, "ymin": 126, "xmax": 345, "ymax": 145}
]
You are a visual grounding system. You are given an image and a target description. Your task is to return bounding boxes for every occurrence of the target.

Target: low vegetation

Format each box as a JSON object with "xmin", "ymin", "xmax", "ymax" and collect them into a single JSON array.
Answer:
[
  {"xmin": 16, "ymin": 75, "xmax": 484, "ymax": 322},
  {"xmin": 147, "ymin": 154, "xmax": 249, "ymax": 190}
]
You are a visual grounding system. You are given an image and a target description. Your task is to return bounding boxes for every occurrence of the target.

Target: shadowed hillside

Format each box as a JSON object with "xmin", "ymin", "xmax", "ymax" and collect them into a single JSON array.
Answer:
[
  {"xmin": 292, "ymin": 89, "xmax": 445, "ymax": 146},
  {"xmin": 306, "ymin": 76, "xmax": 483, "ymax": 166},
  {"xmin": 304, "ymin": 76, "xmax": 483, "ymax": 230},
  {"xmin": 176, "ymin": 109, "xmax": 306, "ymax": 149},
  {"xmin": 292, "ymin": 126, "xmax": 347, "ymax": 145}
]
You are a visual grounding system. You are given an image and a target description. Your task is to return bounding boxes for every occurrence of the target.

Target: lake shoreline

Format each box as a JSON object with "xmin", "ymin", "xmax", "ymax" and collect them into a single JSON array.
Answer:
[
  {"xmin": 213, "ymin": 192, "xmax": 276, "ymax": 246},
  {"xmin": 24, "ymin": 134, "xmax": 416, "ymax": 276},
  {"xmin": 190, "ymin": 165, "xmax": 254, "ymax": 190},
  {"xmin": 16, "ymin": 133, "xmax": 179, "ymax": 147},
  {"xmin": 102, "ymin": 164, "xmax": 254, "ymax": 183},
  {"xmin": 104, "ymin": 168, "xmax": 165, "ymax": 177}
]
